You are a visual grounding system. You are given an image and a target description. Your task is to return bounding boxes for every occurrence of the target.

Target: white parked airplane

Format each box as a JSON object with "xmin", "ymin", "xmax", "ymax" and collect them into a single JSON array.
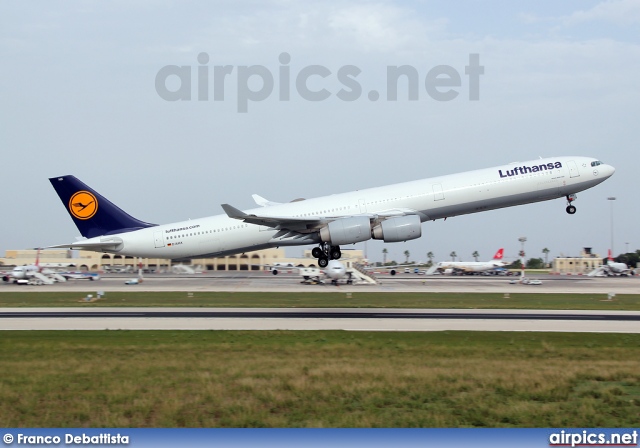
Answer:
[
  {"xmin": 271, "ymin": 259, "xmax": 352, "ymax": 285},
  {"xmin": 2, "ymin": 249, "xmax": 74, "ymax": 284},
  {"xmin": 605, "ymin": 250, "xmax": 634, "ymax": 276},
  {"xmin": 426, "ymin": 248, "xmax": 507, "ymax": 275},
  {"xmin": 588, "ymin": 250, "xmax": 634, "ymax": 277},
  {"xmin": 48, "ymin": 156, "xmax": 614, "ymax": 266},
  {"xmin": 3, "ymin": 264, "xmax": 73, "ymax": 284}
]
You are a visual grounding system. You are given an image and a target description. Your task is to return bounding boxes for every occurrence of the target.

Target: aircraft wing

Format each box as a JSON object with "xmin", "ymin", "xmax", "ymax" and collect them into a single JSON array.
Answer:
[
  {"xmin": 221, "ymin": 204, "xmax": 331, "ymax": 233},
  {"xmin": 221, "ymin": 204, "xmax": 422, "ymax": 233}
]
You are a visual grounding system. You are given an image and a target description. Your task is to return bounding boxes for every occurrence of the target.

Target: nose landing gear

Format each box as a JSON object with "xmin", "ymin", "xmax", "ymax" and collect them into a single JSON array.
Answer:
[
  {"xmin": 565, "ymin": 194, "xmax": 577, "ymax": 214},
  {"xmin": 313, "ymin": 243, "xmax": 342, "ymax": 268}
]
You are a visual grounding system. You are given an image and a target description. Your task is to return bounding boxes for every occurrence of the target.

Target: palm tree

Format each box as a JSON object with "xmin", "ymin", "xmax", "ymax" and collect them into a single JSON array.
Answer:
[
  {"xmin": 450, "ymin": 251, "xmax": 457, "ymax": 261},
  {"xmin": 426, "ymin": 251, "xmax": 434, "ymax": 267},
  {"xmin": 382, "ymin": 248, "xmax": 388, "ymax": 265},
  {"xmin": 472, "ymin": 250, "xmax": 479, "ymax": 262},
  {"xmin": 404, "ymin": 250, "xmax": 410, "ymax": 264},
  {"xmin": 542, "ymin": 248, "xmax": 550, "ymax": 267}
]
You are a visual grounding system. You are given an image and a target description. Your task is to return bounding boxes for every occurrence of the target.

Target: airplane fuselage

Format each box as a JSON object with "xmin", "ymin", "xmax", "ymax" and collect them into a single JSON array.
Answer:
[
  {"xmin": 435, "ymin": 261, "xmax": 507, "ymax": 273},
  {"xmin": 62, "ymin": 156, "xmax": 614, "ymax": 260}
]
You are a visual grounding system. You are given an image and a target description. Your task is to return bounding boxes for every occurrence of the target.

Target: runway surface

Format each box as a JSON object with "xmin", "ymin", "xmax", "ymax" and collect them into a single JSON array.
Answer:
[
  {"xmin": 2, "ymin": 307, "xmax": 640, "ymax": 332},
  {"xmin": 2, "ymin": 273, "xmax": 638, "ymax": 332}
]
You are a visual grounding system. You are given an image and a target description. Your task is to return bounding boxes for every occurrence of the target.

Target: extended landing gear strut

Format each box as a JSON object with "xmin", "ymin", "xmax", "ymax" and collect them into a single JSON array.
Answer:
[
  {"xmin": 565, "ymin": 194, "xmax": 577, "ymax": 215},
  {"xmin": 312, "ymin": 243, "xmax": 342, "ymax": 268}
]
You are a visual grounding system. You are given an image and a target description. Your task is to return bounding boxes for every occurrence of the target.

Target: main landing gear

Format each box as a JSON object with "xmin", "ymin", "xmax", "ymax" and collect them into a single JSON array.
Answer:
[
  {"xmin": 565, "ymin": 194, "xmax": 577, "ymax": 215},
  {"xmin": 312, "ymin": 243, "xmax": 342, "ymax": 268}
]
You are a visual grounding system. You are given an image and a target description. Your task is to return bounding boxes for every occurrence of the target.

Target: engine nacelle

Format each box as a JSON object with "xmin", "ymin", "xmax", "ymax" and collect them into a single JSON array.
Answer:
[
  {"xmin": 320, "ymin": 216, "xmax": 372, "ymax": 246},
  {"xmin": 372, "ymin": 215, "xmax": 422, "ymax": 243}
]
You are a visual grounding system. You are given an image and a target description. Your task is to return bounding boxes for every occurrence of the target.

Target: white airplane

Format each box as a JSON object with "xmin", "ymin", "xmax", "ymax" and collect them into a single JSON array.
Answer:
[
  {"xmin": 588, "ymin": 250, "xmax": 634, "ymax": 277},
  {"xmin": 605, "ymin": 250, "xmax": 634, "ymax": 276},
  {"xmin": 426, "ymin": 248, "xmax": 508, "ymax": 275},
  {"xmin": 3, "ymin": 265, "xmax": 41, "ymax": 283},
  {"xmin": 269, "ymin": 260, "xmax": 352, "ymax": 285},
  {"xmin": 47, "ymin": 156, "xmax": 614, "ymax": 266},
  {"xmin": 2, "ymin": 249, "xmax": 74, "ymax": 284}
]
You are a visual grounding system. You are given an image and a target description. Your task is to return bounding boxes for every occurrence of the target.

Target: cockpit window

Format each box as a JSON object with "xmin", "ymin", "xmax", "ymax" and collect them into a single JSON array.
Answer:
[{"xmin": 590, "ymin": 161, "xmax": 603, "ymax": 167}]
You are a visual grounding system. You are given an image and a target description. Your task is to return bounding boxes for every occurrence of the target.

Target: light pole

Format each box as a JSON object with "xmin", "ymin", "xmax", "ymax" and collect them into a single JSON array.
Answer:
[
  {"xmin": 518, "ymin": 236, "xmax": 527, "ymax": 276},
  {"xmin": 607, "ymin": 197, "xmax": 616, "ymax": 255}
]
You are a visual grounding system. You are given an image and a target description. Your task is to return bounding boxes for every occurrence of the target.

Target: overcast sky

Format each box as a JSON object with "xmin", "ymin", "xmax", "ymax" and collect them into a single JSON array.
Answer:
[{"xmin": 1, "ymin": 0, "xmax": 638, "ymax": 264}]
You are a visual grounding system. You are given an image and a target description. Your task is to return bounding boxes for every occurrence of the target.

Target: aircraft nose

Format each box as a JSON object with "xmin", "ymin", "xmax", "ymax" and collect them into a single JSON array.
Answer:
[{"xmin": 603, "ymin": 163, "xmax": 616, "ymax": 178}]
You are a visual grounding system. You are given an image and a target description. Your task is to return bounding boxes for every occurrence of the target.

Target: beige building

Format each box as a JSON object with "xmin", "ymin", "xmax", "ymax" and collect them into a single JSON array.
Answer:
[
  {"xmin": 0, "ymin": 248, "xmax": 365, "ymax": 273},
  {"xmin": 551, "ymin": 247, "xmax": 603, "ymax": 274}
]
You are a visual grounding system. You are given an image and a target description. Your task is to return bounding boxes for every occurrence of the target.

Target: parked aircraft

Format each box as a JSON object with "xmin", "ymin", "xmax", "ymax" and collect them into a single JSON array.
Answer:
[
  {"xmin": 588, "ymin": 250, "xmax": 634, "ymax": 277},
  {"xmin": 270, "ymin": 260, "xmax": 357, "ymax": 285},
  {"xmin": 425, "ymin": 248, "xmax": 507, "ymax": 275},
  {"xmin": 2, "ymin": 249, "xmax": 73, "ymax": 284},
  {"xmin": 48, "ymin": 157, "xmax": 614, "ymax": 266}
]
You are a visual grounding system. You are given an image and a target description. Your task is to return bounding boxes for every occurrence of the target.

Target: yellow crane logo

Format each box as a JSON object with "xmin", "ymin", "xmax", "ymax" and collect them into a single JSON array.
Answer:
[{"xmin": 69, "ymin": 191, "xmax": 98, "ymax": 220}]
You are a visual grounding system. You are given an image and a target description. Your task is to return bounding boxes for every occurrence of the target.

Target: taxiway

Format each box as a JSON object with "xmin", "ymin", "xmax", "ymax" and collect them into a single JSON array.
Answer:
[
  {"xmin": 2, "ymin": 272, "xmax": 638, "ymax": 294},
  {"xmin": 2, "ymin": 273, "xmax": 638, "ymax": 332}
]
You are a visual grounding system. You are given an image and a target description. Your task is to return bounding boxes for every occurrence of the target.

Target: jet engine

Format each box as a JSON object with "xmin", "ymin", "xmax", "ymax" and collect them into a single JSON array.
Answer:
[
  {"xmin": 372, "ymin": 215, "xmax": 422, "ymax": 243},
  {"xmin": 319, "ymin": 216, "xmax": 371, "ymax": 246}
]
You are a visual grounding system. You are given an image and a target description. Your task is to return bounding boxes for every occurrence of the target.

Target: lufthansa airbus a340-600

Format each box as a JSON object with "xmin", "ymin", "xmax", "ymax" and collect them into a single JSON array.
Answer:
[{"xmin": 48, "ymin": 156, "xmax": 614, "ymax": 267}]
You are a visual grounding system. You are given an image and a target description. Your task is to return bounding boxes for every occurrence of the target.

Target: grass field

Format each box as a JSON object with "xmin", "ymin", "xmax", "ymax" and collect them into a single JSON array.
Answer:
[
  {"xmin": 2, "ymin": 292, "xmax": 639, "ymax": 427},
  {"xmin": 1, "ymin": 330, "xmax": 639, "ymax": 427},
  {"xmin": 1, "ymin": 291, "xmax": 640, "ymax": 309}
]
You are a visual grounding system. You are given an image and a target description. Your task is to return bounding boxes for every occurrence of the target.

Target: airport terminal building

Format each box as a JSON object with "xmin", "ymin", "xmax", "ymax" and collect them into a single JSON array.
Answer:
[
  {"xmin": 0, "ymin": 248, "xmax": 366, "ymax": 273},
  {"xmin": 550, "ymin": 248, "xmax": 604, "ymax": 275}
]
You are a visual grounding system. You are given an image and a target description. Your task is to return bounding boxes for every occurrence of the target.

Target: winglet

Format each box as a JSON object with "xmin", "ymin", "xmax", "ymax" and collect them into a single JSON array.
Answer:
[
  {"xmin": 221, "ymin": 204, "xmax": 248, "ymax": 220},
  {"xmin": 252, "ymin": 194, "xmax": 282, "ymax": 207}
]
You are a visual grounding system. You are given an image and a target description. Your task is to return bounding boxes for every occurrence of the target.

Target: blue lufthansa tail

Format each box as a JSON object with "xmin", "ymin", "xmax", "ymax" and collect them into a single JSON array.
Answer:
[{"xmin": 50, "ymin": 175, "xmax": 157, "ymax": 238}]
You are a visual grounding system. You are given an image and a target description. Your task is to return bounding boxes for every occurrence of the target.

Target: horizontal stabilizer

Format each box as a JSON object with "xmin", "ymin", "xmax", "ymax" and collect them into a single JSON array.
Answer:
[{"xmin": 48, "ymin": 237, "xmax": 124, "ymax": 251}]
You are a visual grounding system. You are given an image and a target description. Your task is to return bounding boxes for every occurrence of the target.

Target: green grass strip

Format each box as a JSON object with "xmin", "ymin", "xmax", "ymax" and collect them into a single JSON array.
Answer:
[
  {"xmin": 1, "ymin": 330, "xmax": 639, "ymax": 427},
  {"xmin": 1, "ymin": 291, "xmax": 640, "ymax": 309}
]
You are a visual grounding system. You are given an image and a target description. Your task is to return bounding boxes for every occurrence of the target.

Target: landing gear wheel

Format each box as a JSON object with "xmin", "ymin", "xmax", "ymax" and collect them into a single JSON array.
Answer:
[
  {"xmin": 565, "ymin": 194, "xmax": 577, "ymax": 214},
  {"xmin": 318, "ymin": 257, "xmax": 329, "ymax": 268},
  {"xmin": 314, "ymin": 242, "xmax": 342, "ymax": 262}
]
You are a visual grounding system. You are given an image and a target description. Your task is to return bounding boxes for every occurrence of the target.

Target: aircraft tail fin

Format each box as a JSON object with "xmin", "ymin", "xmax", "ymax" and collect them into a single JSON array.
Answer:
[
  {"xmin": 49, "ymin": 175, "xmax": 157, "ymax": 239},
  {"xmin": 492, "ymin": 248, "xmax": 504, "ymax": 260},
  {"xmin": 608, "ymin": 249, "xmax": 614, "ymax": 261}
]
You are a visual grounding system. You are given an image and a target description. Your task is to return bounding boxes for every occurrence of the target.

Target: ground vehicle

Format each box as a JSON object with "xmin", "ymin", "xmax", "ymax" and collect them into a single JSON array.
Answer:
[{"xmin": 509, "ymin": 277, "xmax": 542, "ymax": 285}]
